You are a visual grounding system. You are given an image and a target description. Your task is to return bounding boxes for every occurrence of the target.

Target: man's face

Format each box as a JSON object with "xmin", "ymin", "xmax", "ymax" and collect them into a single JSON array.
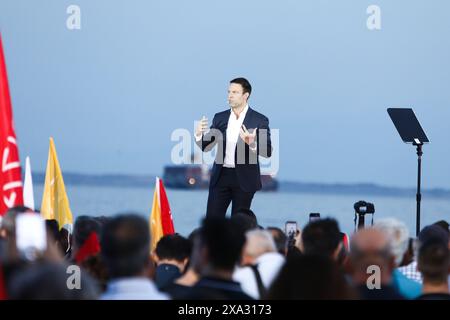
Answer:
[{"xmin": 227, "ymin": 83, "xmax": 248, "ymax": 109}]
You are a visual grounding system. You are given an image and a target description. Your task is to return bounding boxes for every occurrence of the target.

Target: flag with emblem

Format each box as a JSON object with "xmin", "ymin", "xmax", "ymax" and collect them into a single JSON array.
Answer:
[
  {"xmin": 0, "ymin": 33, "xmax": 23, "ymax": 215},
  {"xmin": 149, "ymin": 177, "xmax": 175, "ymax": 251}
]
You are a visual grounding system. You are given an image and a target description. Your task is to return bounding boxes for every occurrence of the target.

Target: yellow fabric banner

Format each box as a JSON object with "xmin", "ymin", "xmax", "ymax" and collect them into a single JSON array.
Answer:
[{"xmin": 40, "ymin": 137, "xmax": 73, "ymax": 229}]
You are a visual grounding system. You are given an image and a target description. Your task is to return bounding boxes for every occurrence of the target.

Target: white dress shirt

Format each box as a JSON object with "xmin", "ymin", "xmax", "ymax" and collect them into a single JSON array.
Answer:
[
  {"xmin": 223, "ymin": 104, "xmax": 249, "ymax": 168},
  {"xmin": 196, "ymin": 104, "xmax": 256, "ymax": 167},
  {"xmin": 100, "ymin": 277, "xmax": 169, "ymax": 300},
  {"xmin": 233, "ymin": 252, "xmax": 285, "ymax": 299}
]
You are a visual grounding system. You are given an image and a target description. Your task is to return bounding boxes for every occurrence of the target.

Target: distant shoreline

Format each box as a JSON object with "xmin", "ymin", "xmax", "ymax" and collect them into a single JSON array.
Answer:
[{"xmin": 30, "ymin": 172, "xmax": 450, "ymax": 200}]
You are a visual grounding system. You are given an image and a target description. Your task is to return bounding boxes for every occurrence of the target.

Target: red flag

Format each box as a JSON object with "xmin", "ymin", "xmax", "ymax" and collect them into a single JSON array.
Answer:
[
  {"xmin": 150, "ymin": 177, "xmax": 175, "ymax": 251},
  {"xmin": 0, "ymin": 34, "xmax": 23, "ymax": 215},
  {"xmin": 159, "ymin": 178, "xmax": 175, "ymax": 235}
]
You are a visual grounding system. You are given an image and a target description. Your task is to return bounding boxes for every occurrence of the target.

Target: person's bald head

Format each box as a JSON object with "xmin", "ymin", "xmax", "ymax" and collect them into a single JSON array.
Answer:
[
  {"xmin": 349, "ymin": 228, "xmax": 395, "ymax": 285},
  {"xmin": 351, "ymin": 228, "xmax": 390, "ymax": 254}
]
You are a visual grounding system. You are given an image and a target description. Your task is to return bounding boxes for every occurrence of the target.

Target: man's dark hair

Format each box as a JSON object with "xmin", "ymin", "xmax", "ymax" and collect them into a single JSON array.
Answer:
[
  {"xmin": 100, "ymin": 214, "xmax": 150, "ymax": 278},
  {"xmin": 8, "ymin": 262, "xmax": 99, "ymax": 300},
  {"xmin": 419, "ymin": 225, "xmax": 449, "ymax": 246},
  {"xmin": 418, "ymin": 239, "xmax": 450, "ymax": 284},
  {"xmin": 266, "ymin": 227, "xmax": 287, "ymax": 255},
  {"xmin": 4, "ymin": 206, "xmax": 32, "ymax": 216},
  {"xmin": 199, "ymin": 217, "xmax": 246, "ymax": 271},
  {"xmin": 45, "ymin": 219, "xmax": 60, "ymax": 242},
  {"xmin": 1, "ymin": 206, "xmax": 33, "ymax": 236},
  {"xmin": 230, "ymin": 208, "xmax": 258, "ymax": 234},
  {"xmin": 155, "ymin": 234, "xmax": 192, "ymax": 262},
  {"xmin": 94, "ymin": 216, "xmax": 112, "ymax": 227},
  {"xmin": 301, "ymin": 218, "xmax": 342, "ymax": 257},
  {"xmin": 230, "ymin": 78, "xmax": 252, "ymax": 97},
  {"xmin": 433, "ymin": 220, "xmax": 449, "ymax": 234},
  {"xmin": 188, "ymin": 227, "xmax": 202, "ymax": 243},
  {"xmin": 73, "ymin": 216, "xmax": 102, "ymax": 248},
  {"xmin": 267, "ymin": 254, "xmax": 355, "ymax": 300}
]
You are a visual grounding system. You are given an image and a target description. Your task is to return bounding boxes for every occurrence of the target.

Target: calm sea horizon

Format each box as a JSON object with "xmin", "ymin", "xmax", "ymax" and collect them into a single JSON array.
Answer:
[{"xmin": 33, "ymin": 184, "xmax": 449, "ymax": 237}]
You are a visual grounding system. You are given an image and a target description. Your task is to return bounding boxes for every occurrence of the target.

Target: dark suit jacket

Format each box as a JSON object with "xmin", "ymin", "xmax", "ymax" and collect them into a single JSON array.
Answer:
[
  {"xmin": 196, "ymin": 107, "xmax": 272, "ymax": 193},
  {"xmin": 177, "ymin": 276, "xmax": 254, "ymax": 300}
]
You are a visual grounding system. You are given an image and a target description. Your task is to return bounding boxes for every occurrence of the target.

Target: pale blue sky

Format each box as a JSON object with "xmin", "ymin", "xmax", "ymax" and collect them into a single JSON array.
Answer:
[{"xmin": 1, "ymin": 0, "xmax": 450, "ymax": 188}]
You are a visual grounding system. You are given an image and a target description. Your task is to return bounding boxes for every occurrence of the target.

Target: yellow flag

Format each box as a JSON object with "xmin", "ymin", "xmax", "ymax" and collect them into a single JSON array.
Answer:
[
  {"xmin": 149, "ymin": 178, "xmax": 163, "ymax": 252},
  {"xmin": 40, "ymin": 137, "xmax": 73, "ymax": 229}
]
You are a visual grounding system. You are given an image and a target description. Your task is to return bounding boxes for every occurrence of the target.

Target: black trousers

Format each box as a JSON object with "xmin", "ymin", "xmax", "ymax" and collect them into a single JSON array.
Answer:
[{"xmin": 206, "ymin": 167, "xmax": 255, "ymax": 218}]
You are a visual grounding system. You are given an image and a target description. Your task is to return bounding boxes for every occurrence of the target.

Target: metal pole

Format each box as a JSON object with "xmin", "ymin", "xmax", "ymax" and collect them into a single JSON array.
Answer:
[{"xmin": 416, "ymin": 144, "xmax": 422, "ymax": 237}]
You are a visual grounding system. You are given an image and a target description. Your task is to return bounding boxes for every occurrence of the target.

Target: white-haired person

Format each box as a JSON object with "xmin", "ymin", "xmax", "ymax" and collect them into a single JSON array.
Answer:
[
  {"xmin": 233, "ymin": 229, "xmax": 285, "ymax": 299},
  {"xmin": 374, "ymin": 218, "xmax": 422, "ymax": 299}
]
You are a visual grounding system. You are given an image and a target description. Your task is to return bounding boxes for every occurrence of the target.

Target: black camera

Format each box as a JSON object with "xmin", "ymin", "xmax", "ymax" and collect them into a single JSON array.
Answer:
[
  {"xmin": 309, "ymin": 213, "xmax": 321, "ymax": 222},
  {"xmin": 354, "ymin": 201, "xmax": 375, "ymax": 215},
  {"xmin": 353, "ymin": 200, "xmax": 375, "ymax": 230}
]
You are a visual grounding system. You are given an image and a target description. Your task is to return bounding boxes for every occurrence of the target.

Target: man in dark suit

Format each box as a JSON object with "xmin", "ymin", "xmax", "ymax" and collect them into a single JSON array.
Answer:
[{"xmin": 195, "ymin": 78, "xmax": 272, "ymax": 218}]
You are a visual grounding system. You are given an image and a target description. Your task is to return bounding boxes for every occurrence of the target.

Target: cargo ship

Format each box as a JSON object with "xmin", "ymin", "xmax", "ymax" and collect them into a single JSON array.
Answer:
[{"xmin": 163, "ymin": 164, "xmax": 278, "ymax": 191}]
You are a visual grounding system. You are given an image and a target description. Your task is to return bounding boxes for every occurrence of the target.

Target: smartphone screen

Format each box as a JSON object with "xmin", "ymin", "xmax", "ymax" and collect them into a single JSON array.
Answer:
[
  {"xmin": 285, "ymin": 221, "xmax": 297, "ymax": 237},
  {"xmin": 309, "ymin": 213, "xmax": 321, "ymax": 222}
]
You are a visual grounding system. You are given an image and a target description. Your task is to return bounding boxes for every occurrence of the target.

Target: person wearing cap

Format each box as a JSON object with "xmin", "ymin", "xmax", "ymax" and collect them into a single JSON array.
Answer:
[
  {"xmin": 398, "ymin": 221, "xmax": 450, "ymax": 287},
  {"xmin": 416, "ymin": 238, "xmax": 450, "ymax": 300}
]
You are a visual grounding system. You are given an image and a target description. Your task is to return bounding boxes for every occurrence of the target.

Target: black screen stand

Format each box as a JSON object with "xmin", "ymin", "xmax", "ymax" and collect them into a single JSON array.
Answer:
[{"xmin": 388, "ymin": 108, "xmax": 430, "ymax": 236}]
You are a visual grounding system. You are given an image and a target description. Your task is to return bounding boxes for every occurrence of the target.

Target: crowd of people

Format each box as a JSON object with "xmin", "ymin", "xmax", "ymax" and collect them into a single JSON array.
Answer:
[{"xmin": 0, "ymin": 205, "xmax": 449, "ymax": 300}]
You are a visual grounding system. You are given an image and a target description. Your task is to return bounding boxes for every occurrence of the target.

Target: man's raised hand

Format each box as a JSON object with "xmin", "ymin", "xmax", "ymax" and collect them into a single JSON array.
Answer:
[
  {"xmin": 240, "ymin": 124, "xmax": 257, "ymax": 146},
  {"xmin": 195, "ymin": 116, "xmax": 209, "ymax": 137}
]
